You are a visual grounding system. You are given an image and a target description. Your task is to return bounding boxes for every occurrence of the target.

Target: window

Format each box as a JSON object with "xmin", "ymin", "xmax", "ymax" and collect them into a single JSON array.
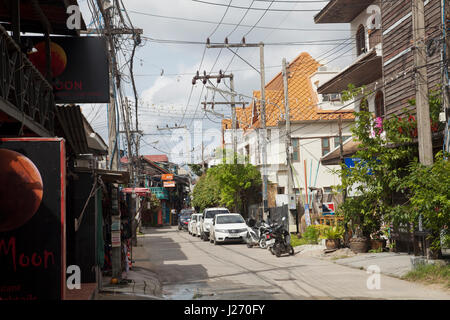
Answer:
[
  {"xmin": 277, "ymin": 187, "xmax": 285, "ymax": 195},
  {"xmin": 334, "ymin": 136, "xmax": 351, "ymax": 149},
  {"xmin": 375, "ymin": 91, "xmax": 385, "ymax": 118},
  {"xmin": 292, "ymin": 138, "xmax": 300, "ymax": 162},
  {"xmin": 323, "ymin": 93, "xmax": 341, "ymax": 102},
  {"xmin": 356, "ymin": 25, "xmax": 366, "ymax": 56},
  {"xmin": 322, "ymin": 138, "xmax": 330, "ymax": 156}
]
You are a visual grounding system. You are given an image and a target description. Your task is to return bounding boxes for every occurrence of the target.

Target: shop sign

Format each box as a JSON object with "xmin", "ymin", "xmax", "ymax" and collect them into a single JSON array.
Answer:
[
  {"xmin": 26, "ymin": 37, "xmax": 110, "ymax": 104},
  {"xmin": 322, "ymin": 202, "xmax": 335, "ymax": 215},
  {"xmin": 0, "ymin": 138, "xmax": 66, "ymax": 300},
  {"xmin": 162, "ymin": 174, "xmax": 174, "ymax": 181},
  {"xmin": 163, "ymin": 181, "xmax": 176, "ymax": 188}
]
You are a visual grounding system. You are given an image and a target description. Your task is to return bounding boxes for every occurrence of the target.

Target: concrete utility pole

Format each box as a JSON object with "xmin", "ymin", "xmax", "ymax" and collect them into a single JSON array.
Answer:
[
  {"xmin": 206, "ymin": 40, "xmax": 268, "ymax": 218},
  {"xmin": 193, "ymin": 71, "xmax": 239, "ymax": 162},
  {"xmin": 412, "ymin": 0, "xmax": 433, "ymax": 165},
  {"xmin": 338, "ymin": 115, "xmax": 347, "ymax": 203},
  {"xmin": 96, "ymin": 0, "xmax": 143, "ymax": 279},
  {"xmin": 96, "ymin": 0, "xmax": 122, "ymax": 280},
  {"xmin": 282, "ymin": 58, "xmax": 296, "ymax": 232},
  {"xmin": 230, "ymin": 75, "xmax": 237, "ymax": 162}
]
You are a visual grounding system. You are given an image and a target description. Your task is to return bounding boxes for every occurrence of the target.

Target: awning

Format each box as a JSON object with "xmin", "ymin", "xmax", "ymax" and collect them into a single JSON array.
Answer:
[
  {"xmin": 314, "ymin": 0, "xmax": 374, "ymax": 24},
  {"xmin": 320, "ymin": 137, "xmax": 361, "ymax": 165},
  {"xmin": 73, "ymin": 168, "xmax": 130, "ymax": 184},
  {"xmin": 55, "ymin": 105, "xmax": 107, "ymax": 156},
  {"xmin": 317, "ymin": 49, "xmax": 382, "ymax": 94}
]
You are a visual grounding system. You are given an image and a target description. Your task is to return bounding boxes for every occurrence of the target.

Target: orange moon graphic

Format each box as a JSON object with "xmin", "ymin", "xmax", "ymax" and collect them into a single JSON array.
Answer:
[
  {"xmin": 28, "ymin": 41, "xmax": 68, "ymax": 78},
  {"xmin": 0, "ymin": 149, "xmax": 44, "ymax": 232}
]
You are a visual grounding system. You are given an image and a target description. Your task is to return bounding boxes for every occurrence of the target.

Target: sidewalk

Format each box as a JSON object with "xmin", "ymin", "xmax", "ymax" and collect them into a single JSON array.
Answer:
[
  {"xmin": 328, "ymin": 252, "xmax": 413, "ymax": 278},
  {"xmin": 97, "ymin": 239, "xmax": 163, "ymax": 300},
  {"xmin": 295, "ymin": 244, "xmax": 448, "ymax": 279}
]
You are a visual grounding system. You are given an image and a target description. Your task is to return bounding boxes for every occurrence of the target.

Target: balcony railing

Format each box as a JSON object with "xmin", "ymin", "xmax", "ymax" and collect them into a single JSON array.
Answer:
[{"xmin": 0, "ymin": 25, "xmax": 55, "ymax": 136}]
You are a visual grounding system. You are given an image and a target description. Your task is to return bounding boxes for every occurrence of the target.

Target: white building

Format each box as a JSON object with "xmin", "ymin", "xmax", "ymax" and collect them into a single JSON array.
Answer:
[{"xmin": 221, "ymin": 52, "xmax": 355, "ymax": 231}]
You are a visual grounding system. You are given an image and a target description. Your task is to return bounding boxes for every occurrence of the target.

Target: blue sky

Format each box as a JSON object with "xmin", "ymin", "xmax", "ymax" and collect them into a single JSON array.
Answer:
[{"xmin": 79, "ymin": 0, "xmax": 352, "ymax": 164}]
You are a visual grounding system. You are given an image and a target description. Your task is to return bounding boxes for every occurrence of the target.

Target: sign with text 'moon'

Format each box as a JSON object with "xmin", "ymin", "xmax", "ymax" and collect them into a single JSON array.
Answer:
[
  {"xmin": 0, "ymin": 138, "xmax": 66, "ymax": 300},
  {"xmin": 27, "ymin": 36, "xmax": 110, "ymax": 104}
]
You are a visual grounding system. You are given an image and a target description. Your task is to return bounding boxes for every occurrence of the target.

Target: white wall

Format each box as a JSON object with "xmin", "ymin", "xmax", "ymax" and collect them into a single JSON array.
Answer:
[{"xmin": 233, "ymin": 120, "xmax": 353, "ymax": 194}]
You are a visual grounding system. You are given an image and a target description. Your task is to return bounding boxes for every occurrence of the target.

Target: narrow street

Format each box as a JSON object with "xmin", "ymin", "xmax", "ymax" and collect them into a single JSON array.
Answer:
[{"xmin": 135, "ymin": 227, "xmax": 450, "ymax": 300}]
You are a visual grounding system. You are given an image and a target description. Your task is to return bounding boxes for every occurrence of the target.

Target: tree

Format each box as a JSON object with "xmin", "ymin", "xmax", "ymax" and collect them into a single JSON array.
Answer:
[
  {"xmin": 191, "ymin": 163, "xmax": 262, "ymax": 216},
  {"xmin": 191, "ymin": 172, "xmax": 221, "ymax": 212},
  {"xmin": 188, "ymin": 164, "xmax": 205, "ymax": 177},
  {"xmin": 336, "ymin": 84, "xmax": 449, "ymax": 255},
  {"xmin": 208, "ymin": 163, "xmax": 262, "ymax": 214}
]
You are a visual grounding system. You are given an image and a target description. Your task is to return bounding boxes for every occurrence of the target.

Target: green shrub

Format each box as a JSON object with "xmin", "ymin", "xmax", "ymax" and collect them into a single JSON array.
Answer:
[
  {"xmin": 324, "ymin": 226, "xmax": 345, "ymax": 240},
  {"xmin": 310, "ymin": 225, "xmax": 331, "ymax": 239},
  {"xmin": 302, "ymin": 226, "xmax": 320, "ymax": 244}
]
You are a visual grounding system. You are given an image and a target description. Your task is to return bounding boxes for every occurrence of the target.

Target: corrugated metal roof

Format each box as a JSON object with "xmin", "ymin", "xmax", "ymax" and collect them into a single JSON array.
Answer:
[{"xmin": 55, "ymin": 105, "xmax": 107, "ymax": 155}]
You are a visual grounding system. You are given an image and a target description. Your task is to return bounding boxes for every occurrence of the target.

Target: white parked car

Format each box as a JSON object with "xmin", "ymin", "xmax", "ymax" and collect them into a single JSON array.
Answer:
[
  {"xmin": 210, "ymin": 213, "xmax": 248, "ymax": 245},
  {"xmin": 188, "ymin": 213, "xmax": 201, "ymax": 236},
  {"xmin": 195, "ymin": 214, "xmax": 203, "ymax": 237},
  {"xmin": 199, "ymin": 207, "xmax": 230, "ymax": 241}
]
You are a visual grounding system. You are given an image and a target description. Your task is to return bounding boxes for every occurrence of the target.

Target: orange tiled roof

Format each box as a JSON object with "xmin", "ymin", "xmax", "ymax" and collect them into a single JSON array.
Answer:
[{"xmin": 231, "ymin": 52, "xmax": 354, "ymax": 132}]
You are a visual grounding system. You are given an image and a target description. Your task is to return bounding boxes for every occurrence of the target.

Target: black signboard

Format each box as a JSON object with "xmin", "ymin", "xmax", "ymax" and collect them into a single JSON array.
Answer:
[
  {"xmin": 27, "ymin": 37, "xmax": 110, "ymax": 104},
  {"xmin": 0, "ymin": 138, "xmax": 66, "ymax": 300}
]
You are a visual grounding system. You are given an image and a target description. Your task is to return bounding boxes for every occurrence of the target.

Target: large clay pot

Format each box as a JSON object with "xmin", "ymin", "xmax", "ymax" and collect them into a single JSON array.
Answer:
[
  {"xmin": 370, "ymin": 239, "xmax": 386, "ymax": 251},
  {"xmin": 349, "ymin": 237, "xmax": 369, "ymax": 253},
  {"xmin": 325, "ymin": 239, "xmax": 340, "ymax": 250}
]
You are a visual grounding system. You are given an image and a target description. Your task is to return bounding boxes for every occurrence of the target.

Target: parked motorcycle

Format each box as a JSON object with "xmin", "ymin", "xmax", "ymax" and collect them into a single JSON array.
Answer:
[
  {"xmin": 245, "ymin": 219, "xmax": 273, "ymax": 248},
  {"xmin": 268, "ymin": 217, "xmax": 294, "ymax": 257}
]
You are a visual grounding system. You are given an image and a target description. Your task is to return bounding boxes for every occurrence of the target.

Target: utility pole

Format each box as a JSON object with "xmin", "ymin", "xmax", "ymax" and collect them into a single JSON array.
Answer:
[
  {"xmin": 230, "ymin": 75, "xmax": 237, "ymax": 163},
  {"xmin": 282, "ymin": 58, "xmax": 296, "ymax": 232},
  {"xmin": 193, "ymin": 71, "xmax": 239, "ymax": 162},
  {"xmin": 201, "ymin": 141, "xmax": 205, "ymax": 171},
  {"xmin": 206, "ymin": 39, "xmax": 268, "ymax": 218},
  {"xmin": 338, "ymin": 115, "xmax": 347, "ymax": 203},
  {"xmin": 96, "ymin": 0, "xmax": 143, "ymax": 280},
  {"xmin": 96, "ymin": 0, "xmax": 121, "ymax": 281},
  {"xmin": 412, "ymin": 0, "xmax": 433, "ymax": 165}
]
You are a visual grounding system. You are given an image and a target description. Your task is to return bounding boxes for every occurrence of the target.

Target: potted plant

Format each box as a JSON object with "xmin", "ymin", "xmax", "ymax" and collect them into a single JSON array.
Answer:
[
  {"xmin": 370, "ymin": 230, "xmax": 387, "ymax": 251},
  {"xmin": 324, "ymin": 226, "xmax": 344, "ymax": 250}
]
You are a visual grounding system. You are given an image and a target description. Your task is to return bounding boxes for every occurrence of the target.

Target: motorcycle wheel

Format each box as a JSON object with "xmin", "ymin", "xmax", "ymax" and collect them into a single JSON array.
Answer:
[
  {"xmin": 269, "ymin": 246, "xmax": 275, "ymax": 255},
  {"xmin": 275, "ymin": 246, "xmax": 282, "ymax": 257},
  {"xmin": 289, "ymin": 245, "xmax": 294, "ymax": 256},
  {"xmin": 259, "ymin": 238, "xmax": 267, "ymax": 249}
]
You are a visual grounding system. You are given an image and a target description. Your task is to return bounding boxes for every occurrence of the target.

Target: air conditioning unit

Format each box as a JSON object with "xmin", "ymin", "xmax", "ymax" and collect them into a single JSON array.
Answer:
[{"xmin": 74, "ymin": 158, "xmax": 95, "ymax": 169}]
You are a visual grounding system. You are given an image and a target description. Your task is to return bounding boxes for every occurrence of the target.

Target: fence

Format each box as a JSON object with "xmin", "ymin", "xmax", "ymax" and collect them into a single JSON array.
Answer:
[{"xmin": 248, "ymin": 204, "xmax": 289, "ymax": 231}]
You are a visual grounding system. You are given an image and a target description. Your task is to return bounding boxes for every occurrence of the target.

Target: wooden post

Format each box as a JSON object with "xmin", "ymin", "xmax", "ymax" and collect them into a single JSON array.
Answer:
[{"xmin": 412, "ymin": 0, "xmax": 433, "ymax": 165}]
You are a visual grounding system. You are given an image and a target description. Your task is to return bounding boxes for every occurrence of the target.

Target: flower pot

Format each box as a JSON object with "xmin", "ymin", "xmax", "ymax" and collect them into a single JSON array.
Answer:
[
  {"xmin": 370, "ymin": 239, "xmax": 386, "ymax": 251},
  {"xmin": 349, "ymin": 237, "xmax": 368, "ymax": 253},
  {"xmin": 325, "ymin": 239, "xmax": 340, "ymax": 250}
]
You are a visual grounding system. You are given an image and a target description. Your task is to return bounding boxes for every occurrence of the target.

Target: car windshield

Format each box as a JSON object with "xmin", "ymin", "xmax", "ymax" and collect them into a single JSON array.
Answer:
[
  {"xmin": 216, "ymin": 215, "xmax": 244, "ymax": 224},
  {"xmin": 205, "ymin": 210, "xmax": 229, "ymax": 219}
]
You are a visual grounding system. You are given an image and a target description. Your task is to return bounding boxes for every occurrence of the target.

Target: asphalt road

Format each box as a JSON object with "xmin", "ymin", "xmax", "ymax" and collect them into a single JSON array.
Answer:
[{"xmin": 138, "ymin": 226, "xmax": 450, "ymax": 300}]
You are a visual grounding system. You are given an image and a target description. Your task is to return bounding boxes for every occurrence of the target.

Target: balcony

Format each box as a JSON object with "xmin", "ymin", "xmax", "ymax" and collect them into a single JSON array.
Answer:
[
  {"xmin": 0, "ymin": 25, "xmax": 54, "ymax": 136},
  {"xmin": 314, "ymin": 0, "xmax": 375, "ymax": 24}
]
